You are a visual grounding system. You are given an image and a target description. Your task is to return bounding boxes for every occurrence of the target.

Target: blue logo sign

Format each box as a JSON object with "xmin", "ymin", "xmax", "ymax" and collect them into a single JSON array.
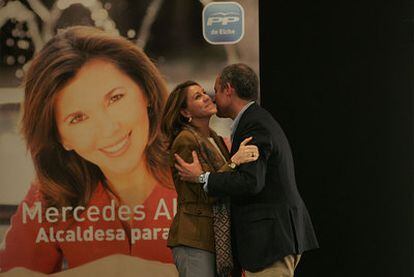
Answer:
[{"xmin": 202, "ymin": 2, "xmax": 245, "ymax": 45}]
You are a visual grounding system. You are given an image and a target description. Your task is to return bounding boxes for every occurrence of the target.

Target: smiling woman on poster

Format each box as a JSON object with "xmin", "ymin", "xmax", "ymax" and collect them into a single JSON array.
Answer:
[{"xmin": 0, "ymin": 26, "xmax": 177, "ymax": 274}]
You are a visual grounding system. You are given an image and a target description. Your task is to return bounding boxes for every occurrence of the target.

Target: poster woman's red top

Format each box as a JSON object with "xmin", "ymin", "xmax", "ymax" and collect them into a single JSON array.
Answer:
[{"xmin": 0, "ymin": 182, "xmax": 177, "ymax": 273}]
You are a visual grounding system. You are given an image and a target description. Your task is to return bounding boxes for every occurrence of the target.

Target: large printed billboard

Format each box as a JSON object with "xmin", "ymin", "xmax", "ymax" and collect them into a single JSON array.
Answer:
[{"xmin": 0, "ymin": 0, "xmax": 259, "ymax": 275}]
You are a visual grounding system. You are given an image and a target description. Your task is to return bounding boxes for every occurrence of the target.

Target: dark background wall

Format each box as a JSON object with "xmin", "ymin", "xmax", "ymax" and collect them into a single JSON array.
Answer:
[{"xmin": 259, "ymin": 1, "xmax": 413, "ymax": 276}]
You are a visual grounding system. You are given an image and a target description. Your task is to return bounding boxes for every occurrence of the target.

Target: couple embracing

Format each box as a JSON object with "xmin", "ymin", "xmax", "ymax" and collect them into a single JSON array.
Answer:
[{"xmin": 162, "ymin": 63, "xmax": 319, "ymax": 277}]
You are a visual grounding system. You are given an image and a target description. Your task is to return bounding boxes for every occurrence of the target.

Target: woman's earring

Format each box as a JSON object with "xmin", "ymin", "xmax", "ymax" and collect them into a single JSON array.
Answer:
[{"xmin": 188, "ymin": 116, "xmax": 192, "ymax": 123}]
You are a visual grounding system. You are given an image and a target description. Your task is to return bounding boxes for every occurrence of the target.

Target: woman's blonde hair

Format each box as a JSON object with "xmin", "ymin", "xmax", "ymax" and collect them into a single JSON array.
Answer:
[{"xmin": 161, "ymin": 80, "xmax": 199, "ymax": 147}]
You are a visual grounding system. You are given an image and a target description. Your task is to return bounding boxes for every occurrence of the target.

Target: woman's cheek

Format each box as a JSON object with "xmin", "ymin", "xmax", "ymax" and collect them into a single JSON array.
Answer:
[{"xmin": 62, "ymin": 123, "xmax": 98, "ymax": 153}]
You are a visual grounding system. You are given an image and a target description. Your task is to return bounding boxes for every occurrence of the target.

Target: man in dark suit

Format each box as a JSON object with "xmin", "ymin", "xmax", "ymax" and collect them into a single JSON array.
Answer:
[{"xmin": 175, "ymin": 63, "xmax": 319, "ymax": 276}]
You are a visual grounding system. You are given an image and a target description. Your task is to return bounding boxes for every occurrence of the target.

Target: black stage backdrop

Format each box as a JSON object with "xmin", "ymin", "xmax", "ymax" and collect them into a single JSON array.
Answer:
[{"xmin": 259, "ymin": 1, "xmax": 413, "ymax": 276}]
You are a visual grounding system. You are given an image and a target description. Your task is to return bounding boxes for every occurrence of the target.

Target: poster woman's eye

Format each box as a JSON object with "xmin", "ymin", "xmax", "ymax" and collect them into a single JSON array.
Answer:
[
  {"xmin": 109, "ymin": 93, "xmax": 125, "ymax": 104},
  {"xmin": 69, "ymin": 113, "xmax": 88, "ymax": 124}
]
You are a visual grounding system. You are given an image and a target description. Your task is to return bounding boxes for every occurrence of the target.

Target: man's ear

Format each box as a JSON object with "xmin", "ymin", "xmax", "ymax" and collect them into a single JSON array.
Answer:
[{"xmin": 225, "ymin": 82, "xmax": 234, "ymax": 96}]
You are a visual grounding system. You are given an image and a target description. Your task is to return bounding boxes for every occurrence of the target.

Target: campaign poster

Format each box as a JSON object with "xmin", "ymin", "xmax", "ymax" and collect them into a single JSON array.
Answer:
[{"xmin": 0, "ymin": 0, "xmax": 259, "ymax": 275}]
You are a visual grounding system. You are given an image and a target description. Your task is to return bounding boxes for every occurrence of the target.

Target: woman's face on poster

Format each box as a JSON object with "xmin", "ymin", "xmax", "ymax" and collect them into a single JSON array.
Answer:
[{"xmin": 55, "ymin": 59, "xmax": 150, "ymax": 176}]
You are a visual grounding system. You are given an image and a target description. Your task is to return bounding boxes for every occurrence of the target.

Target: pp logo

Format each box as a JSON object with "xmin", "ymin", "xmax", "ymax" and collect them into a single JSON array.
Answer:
[{"xmin": 202, "ymin": 2, "xmax": 245, "ymax": 45}]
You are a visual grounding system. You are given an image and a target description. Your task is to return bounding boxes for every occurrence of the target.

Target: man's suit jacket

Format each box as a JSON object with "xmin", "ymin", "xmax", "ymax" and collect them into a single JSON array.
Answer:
[{"xmin": 208, "ymin": 103, "xmax": 319, "ymax": 272}]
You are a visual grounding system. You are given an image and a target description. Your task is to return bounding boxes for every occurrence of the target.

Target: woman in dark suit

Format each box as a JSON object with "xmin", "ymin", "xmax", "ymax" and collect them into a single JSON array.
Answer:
[{"xmin": 161, "ymin": 81, "xmax": 259, "ymax": 277}]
